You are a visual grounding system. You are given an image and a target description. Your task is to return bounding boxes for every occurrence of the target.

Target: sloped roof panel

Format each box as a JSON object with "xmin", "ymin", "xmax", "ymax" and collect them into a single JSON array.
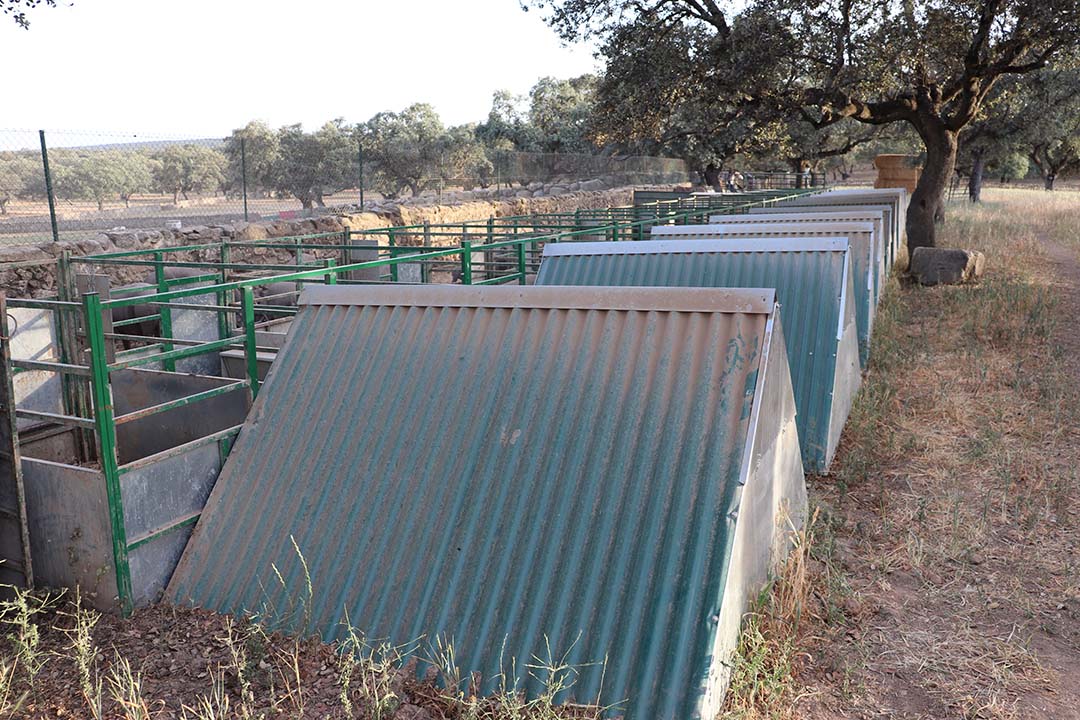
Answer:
[
  {"xmin": 169, "ymin": 284, "xmax": 805, "ymax": 720},
  {"xmin": 536, "ymin": 239, "xmax": 860, "ymax": 472}
]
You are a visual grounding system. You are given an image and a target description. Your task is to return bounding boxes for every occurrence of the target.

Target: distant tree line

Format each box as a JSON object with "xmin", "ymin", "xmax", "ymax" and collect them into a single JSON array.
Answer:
[{"xmin": 0, "ymin": 76, "xmax": 601, "ymax": 215}]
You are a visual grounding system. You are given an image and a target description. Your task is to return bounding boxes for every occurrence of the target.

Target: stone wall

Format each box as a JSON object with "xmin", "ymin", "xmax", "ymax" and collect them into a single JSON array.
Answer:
[{"xmin": 0, "ymin": 187, "xmax": 635, "ymax": 298}]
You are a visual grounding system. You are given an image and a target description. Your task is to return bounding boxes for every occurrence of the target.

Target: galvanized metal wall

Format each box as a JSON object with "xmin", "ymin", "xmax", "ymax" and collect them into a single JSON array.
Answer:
[
  {"xmin": 535, "ymin": 239, "xmax": 861, "ymax": 473},
  {"xmin": 169, "ymin": 284, "xmax": 800, "ymax": 720}
]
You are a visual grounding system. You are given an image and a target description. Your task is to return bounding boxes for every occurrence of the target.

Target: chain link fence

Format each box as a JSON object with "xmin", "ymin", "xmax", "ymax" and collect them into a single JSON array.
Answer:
[{"xmin": 0, "ymin": 128, "xmax": 694, "ymax": 246}]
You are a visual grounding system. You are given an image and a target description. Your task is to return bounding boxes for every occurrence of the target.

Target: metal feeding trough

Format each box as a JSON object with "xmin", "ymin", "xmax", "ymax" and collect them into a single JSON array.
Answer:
[
  {"xmin": 0, "ymin": 278, "xmax": 254, "ymax": 613},
  {"xmin": 168, "ymin": 284, "xmax": 807, "ymax": 720}
]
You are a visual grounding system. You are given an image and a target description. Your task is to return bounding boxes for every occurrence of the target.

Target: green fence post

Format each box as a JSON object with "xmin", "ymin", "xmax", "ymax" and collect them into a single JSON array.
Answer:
[
  {"xmin": 323, "ymin": 258, "xmax": 338, "ymax": 285},
  {"xmin": 83, "ymin": 291, "xmax": 133, "ymax": 615},
  {"xmin": 240, "ymin": 287, "xmax": 259, "ymax": 399},
  {"xmin": 389, "ymin": 229, "xmax": 399, "ymax": 282},
  {"xmin": 153, "ymin": 252, "xmax": 176, "ymax": 372},
  {"xmin": 460, "ymin": 240, "xmax": 473, "ymax": 285},
  {"xmin": 516, "ymin": 240, "xmax": 527, "ymax": 285},
  {"xmin": 240, "ymin": 137, "xmax": 249, "ymax": 222},
  {"xmin": 38, "ymin": 130, "xmax": 60, "ymax": 243},
  {"xmin": 423, "ymin": 221, "xmax": 431, "ymax": 246},
  {"xmin": 217, "ymin": 242, "xmax": 231, "ymax": 342},
  {"xmin": 358, "ymin": 141, "xmax": 365, "ymax": 211}
]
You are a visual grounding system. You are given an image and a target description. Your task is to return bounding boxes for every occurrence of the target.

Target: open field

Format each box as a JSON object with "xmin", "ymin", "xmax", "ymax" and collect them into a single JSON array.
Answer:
[{"xmin": 723, "ymin": 187, "xmax": 1080, "ymax": 719}]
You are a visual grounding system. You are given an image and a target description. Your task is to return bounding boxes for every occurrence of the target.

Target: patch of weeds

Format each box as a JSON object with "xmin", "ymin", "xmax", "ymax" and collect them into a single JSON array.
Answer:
[
  {"xmin": 0, "ymin": 581, "xmax": 62, "ymax": 702},
  {"xmin": 337, "ymin": 619, "xmax": 415, "ymax": 720},
  {"xmin": 721, "ymin": 509, "xmax": 820, "ymax": 719},
  {"xmin": 107, "ymin": 652, "xmax": 154, "ymax": 720},
  {"xmin": 55, "ymin": 587, "xmax": 104, "ymax": 719}
]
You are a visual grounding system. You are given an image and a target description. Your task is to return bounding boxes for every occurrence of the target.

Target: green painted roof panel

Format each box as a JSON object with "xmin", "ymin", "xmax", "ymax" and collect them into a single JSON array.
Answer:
[
  {"xmin": 536, "ymin": 239, "xmax": 861, "ymax": 472},
  {"xmin": 168, "ymin": 284, "xmax": 806, "ymax": 720}
]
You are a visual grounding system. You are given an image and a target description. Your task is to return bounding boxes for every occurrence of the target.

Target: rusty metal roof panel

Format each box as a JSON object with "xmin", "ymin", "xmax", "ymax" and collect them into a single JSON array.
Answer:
[
  {"xmin": 168, "ymin": 284, "xmax": 807, "ymax": 720},
  {"xmin": 536, "ymin": 239, "xmax": 861, "ymax": 472},
  {"xmin": 651, "ymin": 222, "xmax": 878, "ymax": 367}
]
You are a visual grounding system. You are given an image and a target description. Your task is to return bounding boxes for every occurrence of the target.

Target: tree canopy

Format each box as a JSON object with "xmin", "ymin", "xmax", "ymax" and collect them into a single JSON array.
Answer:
[
  {"xmin": 526, "ymin": 0, "xmax": 1080, "ymax": 249},
  {"xmin": 1, "ymin": 0, "xmax": 55, "ymax": 28}
]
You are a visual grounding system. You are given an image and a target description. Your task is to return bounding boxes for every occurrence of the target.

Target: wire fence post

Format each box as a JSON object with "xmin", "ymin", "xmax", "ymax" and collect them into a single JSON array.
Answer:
[
  {"xmin": 240, "ymin": 137, "xmax": 249, "ymax": 222},
  {"xmin": 38, "ymin": 130, "xmax": 60, "ymax": 243},
  {"xmin": 358, "ymin": 141, "xmax": 365, "ymax": 211}
]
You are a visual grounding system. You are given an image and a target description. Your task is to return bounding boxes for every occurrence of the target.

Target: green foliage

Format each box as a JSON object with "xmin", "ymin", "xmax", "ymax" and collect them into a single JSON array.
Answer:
[
  {"xmin": 360, "ymin": 103, "xmax": 446, "ymax": 198},
  {"xmin": 528, "ymin": 0, "xmax": 1080, "ymax": 243},
  {"xmin": 224, "ymin": 120, "xmax": 280, "ymax": 196},
  {"xmin": 995, "ymin": 152, "xmax": 1030, "ymax": 183},
  {"xmin": 1022, "ymin": 66, "xmax": 1080, "ymax": 187},
  {"xmin": 271, "ymin": 119, "xmax": 356, "ymax": 209},
  {"xmin": 528, "ymin": 75, "xmax": 599, "ymax": 153},
  {"xmin": 153, "ymin": 144, "xmax": 226, "ymax": 203},
  {"xmin": 0, "ymin": 152, "xmax": 43, "ymax": 214}
]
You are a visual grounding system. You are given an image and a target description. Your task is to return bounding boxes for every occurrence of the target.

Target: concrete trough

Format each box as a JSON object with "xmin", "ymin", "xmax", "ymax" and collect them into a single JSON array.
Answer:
[{"xmin": 169, "ymin": 284, "xmax": 807, "ymax": 719}]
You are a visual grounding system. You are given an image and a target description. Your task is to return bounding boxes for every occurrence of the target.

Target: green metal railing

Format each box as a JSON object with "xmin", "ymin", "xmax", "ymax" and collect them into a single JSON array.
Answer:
[{"xmin": 2, "ymin": 186, "xmax": 822, "ymax": 612}]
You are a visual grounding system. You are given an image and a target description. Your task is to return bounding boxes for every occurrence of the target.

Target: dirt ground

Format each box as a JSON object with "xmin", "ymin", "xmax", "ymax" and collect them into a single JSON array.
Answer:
[
  {"xmin": 6, "ymin": 599, "xmax": 600, "ymax": 719},
  {"xmin": 783, "ymin": 188, "xmax": 1080, "ymax": 720}
]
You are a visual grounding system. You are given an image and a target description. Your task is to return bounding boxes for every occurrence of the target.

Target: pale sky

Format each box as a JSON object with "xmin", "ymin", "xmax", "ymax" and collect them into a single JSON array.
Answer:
[{"xmin": 1, "ymin": 0, "xmax": 599, "ymax": 140}]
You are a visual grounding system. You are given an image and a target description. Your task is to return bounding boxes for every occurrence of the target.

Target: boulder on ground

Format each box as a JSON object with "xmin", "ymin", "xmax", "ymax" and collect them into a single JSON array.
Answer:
[{"xmin": 909, "ymin": 247, "xmax": 985, "ymax": 286}]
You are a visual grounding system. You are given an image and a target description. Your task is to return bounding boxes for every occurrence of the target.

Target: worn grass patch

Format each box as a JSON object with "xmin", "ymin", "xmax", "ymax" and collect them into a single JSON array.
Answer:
[{"xmin": 727, "ymin": 188, "xmax": 1080, "ymax": 720}]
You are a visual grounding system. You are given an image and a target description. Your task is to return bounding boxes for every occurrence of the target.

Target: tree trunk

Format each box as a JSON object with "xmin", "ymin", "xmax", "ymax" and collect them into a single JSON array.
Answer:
[
  {"xmin": 704, "ymin": 164, "xmax": 722, "ymax": 191},
  {"xmin": 1045, "ymin": 173, "xmax": 1057, "ymax": 191},
  {"xmin": 300, "ymin": 197, "xmax": 314, "ymax": 210},
  {"xmin": 0, "ymin": 198, "xmax": 7, "ymax": 215},
  {"xmin": 907, "ymin": 120, "xmax": 958, "ymax": 252},
  {"xmin": 968, "ymin": 149, "xmax": 986, "ymax": 203},
  {"xmin": 790, "ymin": 158, "xmax": 808, "ymax": 188}
]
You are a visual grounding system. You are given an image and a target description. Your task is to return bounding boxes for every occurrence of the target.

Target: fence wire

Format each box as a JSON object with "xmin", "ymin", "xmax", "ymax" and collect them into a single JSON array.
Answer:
[{"xmin": 0, "ymin": 128, "xmax": 699, "ymax": 246}]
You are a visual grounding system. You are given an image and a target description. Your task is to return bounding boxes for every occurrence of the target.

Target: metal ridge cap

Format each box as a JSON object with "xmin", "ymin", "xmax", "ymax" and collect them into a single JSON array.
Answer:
[
  {"xmin": 552, "ymin": 237, "xmax": 851, "ymax": 254},
  {"xmin": 780, "ymin": 202, "xmax": 895, "ymax": 210},
  {"xmin": 708, "ymin": 209, "xmax": 886, "ymax": 221},
  {"xmin": 701, "ymin": 221, "xmax": 875, "ymax": 232},
  {"xmin": 300, "ymin": 284, "xmax": 778, "ymax": 315}
]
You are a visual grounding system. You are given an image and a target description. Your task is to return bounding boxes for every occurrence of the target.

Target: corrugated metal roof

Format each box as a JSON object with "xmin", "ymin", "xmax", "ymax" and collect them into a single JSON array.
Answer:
[
  {"xmin": 536, "ymin": 239, "xmax": 861, "ymax": 472},
  {"xmin": 773, "ymin": 193, "xmax": 905, "ymax": 269},
  {"xmin": 706, "ymin": 210, "xmax": 890, "ymax": 275},
  {"xmin": 169, "ymin": 284, "xmax": 807, "ymax": 720},
  {"xmin": 650, "ymin": 222, "xmax": 878, "ymax": 367}
]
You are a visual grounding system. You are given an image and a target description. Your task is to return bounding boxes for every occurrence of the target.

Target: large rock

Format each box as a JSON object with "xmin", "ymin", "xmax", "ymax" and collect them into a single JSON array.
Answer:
[{"xmin": 909, "ymin": 247, "xmax": 985, "ymax": 286}]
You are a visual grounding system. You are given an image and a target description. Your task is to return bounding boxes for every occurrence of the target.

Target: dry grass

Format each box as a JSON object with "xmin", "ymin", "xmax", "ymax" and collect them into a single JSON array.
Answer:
[{"xmin": 725, "ymin": 187, "xmax": 1080, "ymax": 720}]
